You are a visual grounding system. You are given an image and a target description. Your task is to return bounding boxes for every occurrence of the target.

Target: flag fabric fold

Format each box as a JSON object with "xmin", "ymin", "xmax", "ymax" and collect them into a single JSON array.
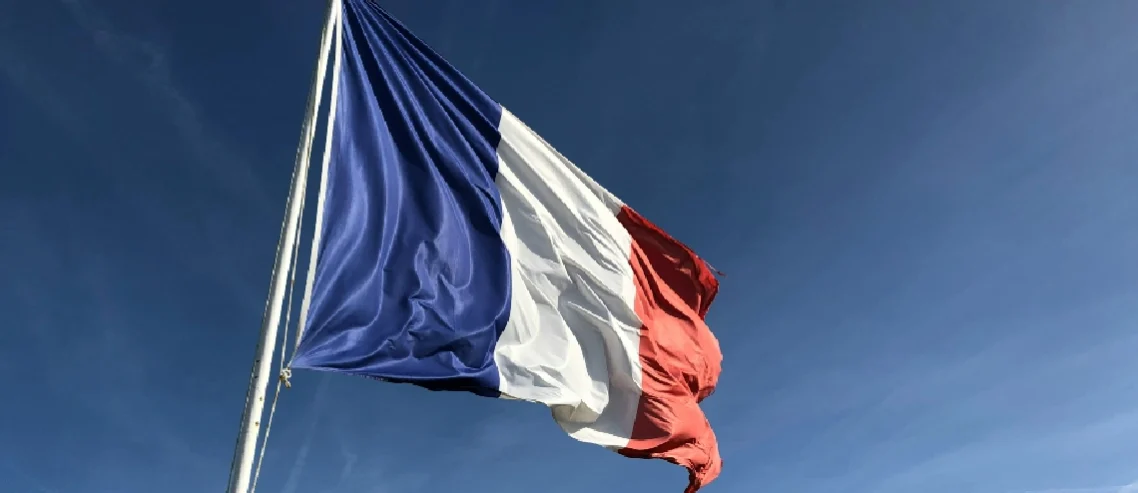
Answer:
[{"xmin": 293, "ymin": 1, "xmax": 723, "ymax": 490}]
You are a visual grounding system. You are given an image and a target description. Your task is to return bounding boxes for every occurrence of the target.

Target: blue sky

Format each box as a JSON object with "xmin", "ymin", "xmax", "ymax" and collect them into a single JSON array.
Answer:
[{"xmin": 3, "ymin": 0, "xmax": 1138, "ymax": 492}]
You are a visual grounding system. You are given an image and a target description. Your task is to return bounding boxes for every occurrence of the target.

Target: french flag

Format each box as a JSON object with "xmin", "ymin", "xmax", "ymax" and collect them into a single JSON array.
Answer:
[{"xmin": 292, "ymin": 1, "xmax": 723, "ymax": 491}]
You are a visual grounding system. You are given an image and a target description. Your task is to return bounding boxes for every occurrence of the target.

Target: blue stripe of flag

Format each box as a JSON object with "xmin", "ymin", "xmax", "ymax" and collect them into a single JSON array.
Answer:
[{"xmin": 292, "ymin": 0, "xmax": 511, "ymax": 397}]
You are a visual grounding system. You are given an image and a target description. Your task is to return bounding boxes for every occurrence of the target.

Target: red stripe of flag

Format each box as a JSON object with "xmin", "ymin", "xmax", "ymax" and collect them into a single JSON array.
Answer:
[{"xmin": 616, "ymin": 205, "xmax": 722, "ymax": 493}]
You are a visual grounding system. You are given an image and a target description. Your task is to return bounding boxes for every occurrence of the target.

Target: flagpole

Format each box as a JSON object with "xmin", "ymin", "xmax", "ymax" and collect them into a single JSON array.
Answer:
[{"xmin": 225, "ymin": 1, "xmax": 340, "ymax": 492}]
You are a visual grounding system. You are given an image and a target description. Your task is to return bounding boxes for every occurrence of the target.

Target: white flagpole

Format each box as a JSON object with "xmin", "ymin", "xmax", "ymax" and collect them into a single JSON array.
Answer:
[{"xmin": 225, "ymin": 1, "xmax": 340, "ymax": 492}]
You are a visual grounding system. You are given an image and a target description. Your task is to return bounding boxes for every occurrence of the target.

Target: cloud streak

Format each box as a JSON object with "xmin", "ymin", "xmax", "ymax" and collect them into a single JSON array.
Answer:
[
  {"xmin": 57, "ymin": 0, "xmax": 275, "ymax": 211},
  {"xmin": 0, "ymin": 45, "xmax": 89, "ymax": 145},
  {"xmin": 41, "ymin": 0, "xmax": 288, "ymax": 309},
  {"xmin": 1, "ymin": 463, "xmax": 61, "ymax": 493},
  {"xmin": 1019, "ymin": 481, "xmax": 1138, "ymax": 493},
  {"xmin": 281, "ymin": 375, "xmax": 332, "ymax": 493}
]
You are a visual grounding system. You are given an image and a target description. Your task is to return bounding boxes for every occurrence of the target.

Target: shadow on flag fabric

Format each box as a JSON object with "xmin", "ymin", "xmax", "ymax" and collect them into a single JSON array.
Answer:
[{"xmin": 292, "ymin": 0, "xmax": 723, "ymax": 490}]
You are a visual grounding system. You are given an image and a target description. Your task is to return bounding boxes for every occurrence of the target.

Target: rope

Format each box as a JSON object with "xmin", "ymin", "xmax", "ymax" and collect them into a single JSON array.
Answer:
[
  {"xmin": 248, "ymin": 165, "xmax": 308, "ymax": 493},
  {"xmin": 246, "ymin": 4, "xmax": 342, "ymax": 491}
]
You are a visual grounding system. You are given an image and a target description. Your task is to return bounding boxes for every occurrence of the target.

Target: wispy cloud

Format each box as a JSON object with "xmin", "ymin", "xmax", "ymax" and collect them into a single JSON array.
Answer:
[
  {"xmin": 281, "ymin": 375, "xmax": 332, "ymax": 493},
  {"xmin": 77, "ymin": 252, "xmax": 217, "ymax": 479},
  {"xmin": 57, "ymin": 0, "xmax": 275, "ymax": 211},
  {"xmin": 1, "ymin": 463, "xmax": 61, "ymax": 493},
  {"xmin": 1019, "ymin": 481, "xmax": 1138, "ymax": 493},
  {"xmin": 2, "ymin": 0, "xmax": 278, "ymax": 308},
  {"xmin": 713, "ymin": 287, "xmax": 1138, "ymax": 493},
  {"xmin": 333, "ymin": 433, "xmax": 360, "ymax": 488},
  {"xmin": 6, "ymin": 235, "xmax": 219, "ymax": 491},
  {"xmin": 0, "ymin": 46, "xmax": 88, "ymax": 144}
]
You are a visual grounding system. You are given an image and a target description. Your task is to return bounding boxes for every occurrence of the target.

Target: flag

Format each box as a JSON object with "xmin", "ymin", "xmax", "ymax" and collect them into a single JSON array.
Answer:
[{"xmin": 293, "ymin": 1, "xmax": 723, "ymax": 490}]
